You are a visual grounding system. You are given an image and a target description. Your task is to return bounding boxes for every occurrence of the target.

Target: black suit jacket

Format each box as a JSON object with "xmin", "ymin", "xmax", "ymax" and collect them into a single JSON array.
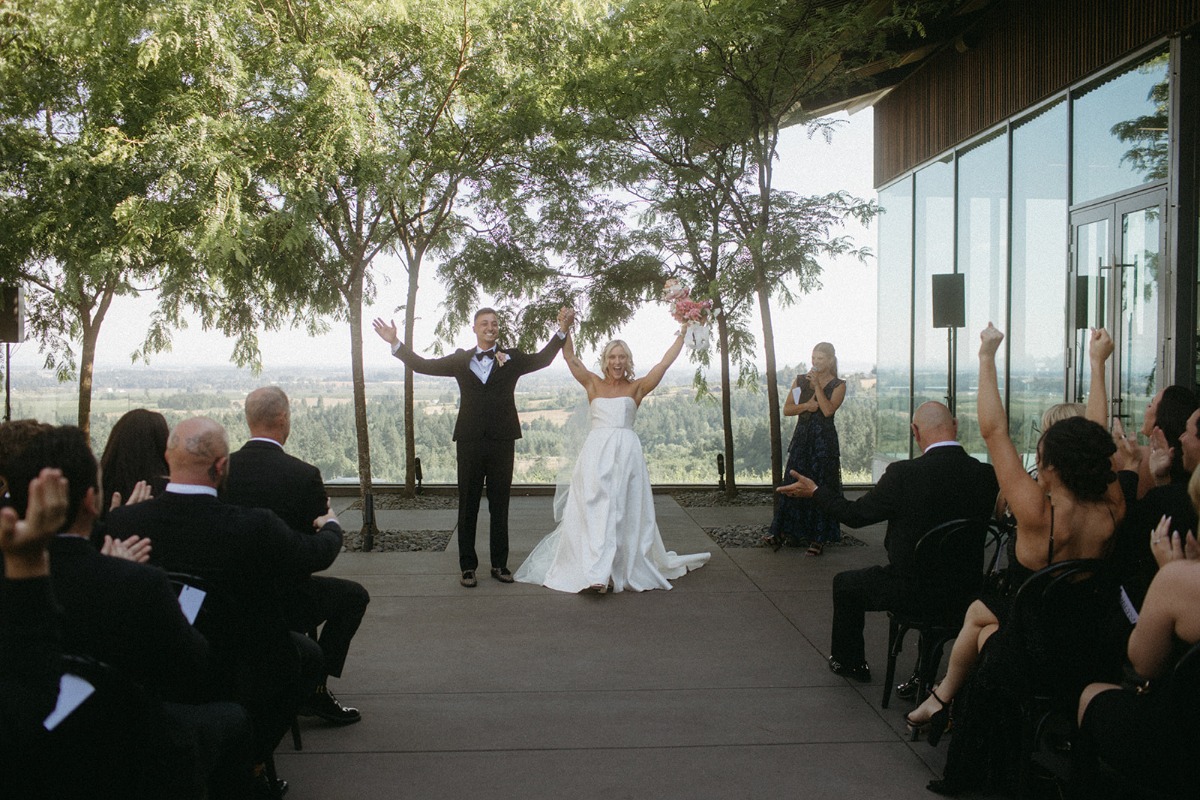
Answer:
[
  {"xmin": 47, "ymin": 536, "xmax": 209, "ymax": 702},
  {"xmin": 223, "ymin": 440, "xmax": 327, "ymax": 535},
  {"xmin": 392, "ymin": 334, "xmax": 565, "ymax": 442},
  {"xmin": 812, "ymin": 444, "xmax": 999, "ymax": 579},
  {"xmin": 105, "ymin": 491, "xmax": 342, "ymax": 676}
]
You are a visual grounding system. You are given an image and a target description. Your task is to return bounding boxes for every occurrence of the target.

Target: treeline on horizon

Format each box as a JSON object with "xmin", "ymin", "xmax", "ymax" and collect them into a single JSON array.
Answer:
[{"xmin": 30, "ymin": 371, "xmax": 878, "ymax": 487}]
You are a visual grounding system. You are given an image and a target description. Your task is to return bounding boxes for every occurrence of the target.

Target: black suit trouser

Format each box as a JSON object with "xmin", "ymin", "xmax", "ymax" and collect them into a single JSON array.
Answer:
[
  {"xmin": 456, "ymin": 438, "xmax": 515, "ymax": 572},
  {"xmin": 285, "ymin": 576, "xmax": 370, "ymax": 679},
  {"xmin": 830, "ymin": 565, "xmax": 914, "ymax": 665}
]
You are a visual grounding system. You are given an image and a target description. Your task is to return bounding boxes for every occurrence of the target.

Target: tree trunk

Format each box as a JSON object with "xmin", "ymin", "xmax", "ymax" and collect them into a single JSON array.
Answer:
[
  {"xmin": 715, "ymin": 303, "xmax": 738, "ymax": 498},
  {"xmin": 347, "ymin": 269, "xmax": 378, "ymax": 550},
  {"xmin": 76, "ymin": 323, "xmax": 98, "ymax": 440},
  {"xmin": 402, "ymin": 250, "xmax": 423, "ymax": 496},
  {"xmin": 75, "ymin": 289, "xmax": 112, "ymax": 442},
  {"xmin": 756, "ymin": 276, "xmax": 782, "ymax": 486}
]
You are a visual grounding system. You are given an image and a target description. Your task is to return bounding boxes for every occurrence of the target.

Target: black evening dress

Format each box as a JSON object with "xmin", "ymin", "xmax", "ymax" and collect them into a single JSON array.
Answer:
[{"xmin": 769, "ymin": 378, "xmax": 844, "ymax": 547}]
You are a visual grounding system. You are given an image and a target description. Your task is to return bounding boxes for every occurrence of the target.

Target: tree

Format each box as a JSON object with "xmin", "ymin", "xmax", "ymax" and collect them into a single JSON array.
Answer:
[
  {"xmin": 0, "ymin": 0, "xmax": 204, "ymax": 438},
  {"xmin": 601, "ymin": 0, "xmax": 930, "ymax": 484}
]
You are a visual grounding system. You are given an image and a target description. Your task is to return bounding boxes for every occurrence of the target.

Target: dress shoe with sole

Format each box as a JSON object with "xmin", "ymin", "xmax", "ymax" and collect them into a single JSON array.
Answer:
[
  {"xmin": 252, "ymin": 774, "xmax": 289, "ymax": 798},
  {"xmin": 490, "ymin": 567, "xmax": 514, "ymax": 583},
  {"xmin": 460, "ymin": 570, "xmax": 477, "ymax": 587},
  {"xmin": 298, "ymin": 685, "xmax": 361, "ymax": 725},
  {"xmin": 895, "ymin": 673, "xmax": 920, "ymax": 700},
  {"xmin": 827, "ymin": 656, "xmax": 872, "ymax": 683}
]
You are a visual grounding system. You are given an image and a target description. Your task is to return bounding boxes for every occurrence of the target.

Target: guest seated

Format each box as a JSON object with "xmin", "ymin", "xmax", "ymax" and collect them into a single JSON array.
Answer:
[
  {"xmin": 99, "ymin": 408, "xmax": 171, "ymax": 513},
  {"xmin": 106, "ymin": 416, "xmax": 343, "ymax": 795},
  {"xmin": 1076, "ymin": 501, "xmax": 1200, "ymax": 797},
  {"xmin": 0, "ymin": 467, "xmax": 68, "ymax": 800},
  {"xmin": 916, "ymin": 324, "xmax": 1129, "ymax": 794},
  {"xmin": 7, "ymin": 426, "xmax": 254, "ymax": 799},
  {"xmin": 776, "ymin": 401, "xmax": 998, "ymax": 685},
  {"xmin": 222, "ymin": 386, "xmax": 368, "ymax": 725}
]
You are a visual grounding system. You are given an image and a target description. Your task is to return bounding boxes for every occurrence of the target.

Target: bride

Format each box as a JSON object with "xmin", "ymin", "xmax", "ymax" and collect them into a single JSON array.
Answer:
[{"xmin": 515, "ymin": 324, "xmax": 711, "ymax": 593}]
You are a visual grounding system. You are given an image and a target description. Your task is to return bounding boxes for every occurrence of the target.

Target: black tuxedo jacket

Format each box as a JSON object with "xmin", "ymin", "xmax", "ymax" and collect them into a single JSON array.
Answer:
[
  {"xmin": 47, "ymin": 535, "xmax": 209, "ymax": 702},
  {"xmin": 392, "ymin": 334, "xmax": 565, "ymax": 442},
  {"xmin": 105, "ymin": 492, "xmax": 342, "ymax": 675},
  {"xmin": 223, "ymin": 440, "xmax": 327, "ymax": 535},
  {"xmin": 812, "ymin": 444, "xmax": 999, "ymax": 579}
]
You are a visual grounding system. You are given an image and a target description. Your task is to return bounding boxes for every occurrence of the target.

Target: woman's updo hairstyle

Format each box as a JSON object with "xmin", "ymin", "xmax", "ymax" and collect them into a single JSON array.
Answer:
[{"xmin": 1039, "ymin": 416, "xmax": 1116, "ymax": 502}]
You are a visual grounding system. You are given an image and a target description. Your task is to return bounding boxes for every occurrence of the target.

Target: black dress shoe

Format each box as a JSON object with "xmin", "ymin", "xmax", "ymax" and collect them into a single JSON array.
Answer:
[
  {"xmin": 491, "ymin": 567, "xmax": 515, "ymax": 583},
  {"xmin": 252, "ymin": 774, "xmax": 289, "ymax": 798},
  {"xmin": 827, "ymin": 656, "xmax": 872, "ymax": 683},
  {"xmin": 895, "ymin": 672, "xmax": 920, "ymax": 700},
  {"xmin": 460, "ymin": 570, "xmax": 477, "ymax": 587},
  {"xmin": 298, "ymin": 685, "xmax": 361, "ymax": 725}
]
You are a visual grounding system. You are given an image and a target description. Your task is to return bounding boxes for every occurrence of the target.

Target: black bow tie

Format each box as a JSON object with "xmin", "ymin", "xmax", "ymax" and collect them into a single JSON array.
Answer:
[{"xmin": 476, "ymin": 350, "xmax": 496, "ymax": 361}]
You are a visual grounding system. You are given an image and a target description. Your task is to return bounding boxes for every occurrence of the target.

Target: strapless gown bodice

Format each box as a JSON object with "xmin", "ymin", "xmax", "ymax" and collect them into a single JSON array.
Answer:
[
  {"xmin": 587, "ymin": 395, "xmax": 638, "ymax": 430},
  {"xmin": 515, "ymin": 396, "xmax": 709, "ymax": 593}
]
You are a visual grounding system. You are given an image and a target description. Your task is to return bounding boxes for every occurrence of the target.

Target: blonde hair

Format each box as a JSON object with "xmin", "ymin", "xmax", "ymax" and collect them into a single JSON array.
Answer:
[
  {"xmin": 1041, "ymin": 403, "xmax": 1086, "ymax": 431},
  {"xmin": 600, "ymin": 340, "xmax": 636, "ymax": 381},
  {"xmin": 814, "ymin": 342, "xmax": 838, "ymax": 378}
]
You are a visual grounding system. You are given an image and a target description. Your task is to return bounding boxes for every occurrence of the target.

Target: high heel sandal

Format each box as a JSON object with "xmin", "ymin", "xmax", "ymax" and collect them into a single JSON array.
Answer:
[
  {"xmin": 805, "ymin": 541, "xmax": 824, "ymax": 557},
  {"xmin": 761, "ymin": 533, "xmax": 784, "ymax": 552},
  {"xmin": 904, "ymin": 688, "xmax": 951, "ymax": 746}
]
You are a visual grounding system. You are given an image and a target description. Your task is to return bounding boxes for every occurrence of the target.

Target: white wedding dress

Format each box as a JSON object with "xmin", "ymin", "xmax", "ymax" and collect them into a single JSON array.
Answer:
[{"xmin": 515, "ymin": 395, "xmax": 710, "ymax": 592}]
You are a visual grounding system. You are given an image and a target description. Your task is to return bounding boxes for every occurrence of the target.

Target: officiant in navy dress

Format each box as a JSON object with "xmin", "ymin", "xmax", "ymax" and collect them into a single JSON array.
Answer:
[{"xmin": 373, "ymin": 307, "xmax": 571, "ymax": 587}]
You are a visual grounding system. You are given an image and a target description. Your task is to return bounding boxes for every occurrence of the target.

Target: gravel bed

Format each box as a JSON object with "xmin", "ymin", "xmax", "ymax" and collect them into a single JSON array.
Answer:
[
  {"xmin": 342, "ymin": 529, "xmax": 452, "ymax": 552},
  {"xmin": 344, "ymin": 494, "xmax": 457, "ymax": 510},
  {"xmin": 703, "ymin": 524, "xmax": 868, "ymax": 549},
  {"xmin": 669, "ymin": 489, "xmax": 775, "ymax": 507}
]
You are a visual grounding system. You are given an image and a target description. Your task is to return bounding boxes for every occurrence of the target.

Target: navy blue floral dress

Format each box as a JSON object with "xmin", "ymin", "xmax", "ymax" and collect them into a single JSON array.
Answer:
[{"xmin": 770, "ymin": 378, "xmax": 844, "ymax": 546}]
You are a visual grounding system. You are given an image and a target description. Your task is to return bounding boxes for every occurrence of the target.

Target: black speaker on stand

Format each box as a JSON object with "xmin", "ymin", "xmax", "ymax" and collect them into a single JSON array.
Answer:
[
  {"xmin": 0, "ymin": 286, "xmax": 25, "ymax": 422},
  {"xmin": 932, "ymin": 274, "xmax": 965, "ymax": 415}
]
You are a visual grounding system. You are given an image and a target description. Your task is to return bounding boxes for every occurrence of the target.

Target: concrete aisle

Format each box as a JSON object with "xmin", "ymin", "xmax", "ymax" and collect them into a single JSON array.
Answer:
[{"xmin": 276, "ymin": 495, "xmax": 994, "ymax": 800}]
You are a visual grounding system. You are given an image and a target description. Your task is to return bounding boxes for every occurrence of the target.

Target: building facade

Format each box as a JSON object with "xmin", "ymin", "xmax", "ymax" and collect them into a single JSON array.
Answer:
[{"xmin": 871, "ymin": 0, "xmax": 1200, "ymax": 473}]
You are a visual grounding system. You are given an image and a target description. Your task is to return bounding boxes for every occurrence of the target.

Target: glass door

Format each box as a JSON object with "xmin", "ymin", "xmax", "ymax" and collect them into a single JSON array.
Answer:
[
  {"xmin": 1068, "ymin": 188, "xmax": 1168, "ymax": 429},
  {"xmin": 1111, "ymin": 193, "xmax": 1166, "ymax": 433}
]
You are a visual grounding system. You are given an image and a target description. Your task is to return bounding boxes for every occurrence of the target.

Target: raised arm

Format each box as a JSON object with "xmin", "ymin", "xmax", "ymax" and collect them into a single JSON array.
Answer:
[
  {"xmin": 1086, "ymin": 328, "xmax": 1113, "ymax": 426},
  {"xmin": 978, "ymin": 324, "xmax": 1045, "ymax": 524},
  {"xmin": 372, "ymin": 317, "xmax": 459, "ymax": 377},
  {"xmin": 634, "ymin": 327, "xmax": 686, "ymax": 404},
  {"xmin": 561, "ymin": 332, "xmax": 598, "ymax": 393}
]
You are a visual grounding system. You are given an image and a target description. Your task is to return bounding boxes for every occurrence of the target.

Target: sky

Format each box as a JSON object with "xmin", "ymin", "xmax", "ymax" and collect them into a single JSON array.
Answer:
[{"xmin": 15, "ymin": 109, "xmax": 879, "ymax": 378}]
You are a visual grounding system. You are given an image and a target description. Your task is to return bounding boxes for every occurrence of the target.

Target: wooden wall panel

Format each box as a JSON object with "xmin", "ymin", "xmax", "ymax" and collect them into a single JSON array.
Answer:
[{"xmin": 875, "ymin": 0, "xmax": 1200, "ymax": 186}]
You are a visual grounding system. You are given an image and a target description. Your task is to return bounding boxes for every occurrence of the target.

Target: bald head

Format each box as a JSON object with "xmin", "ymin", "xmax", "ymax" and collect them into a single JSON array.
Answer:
[
  {"xmin": 245, "ymin": 386, "xmax": 290, "ymax": 442},
  {"xmin": 165, "ymin": 417, "xmax": 230, "ymax": 487},
  {"xmin": 912, "ymin": 402, "xmax": 958, "ymax": 451}
]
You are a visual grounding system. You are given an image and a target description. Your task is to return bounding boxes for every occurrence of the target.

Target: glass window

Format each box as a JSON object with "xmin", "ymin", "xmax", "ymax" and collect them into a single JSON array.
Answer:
[
  {"xmin": 1011, "ymin": 100, "xmax": 1068, "ymax": 465},
  {"xmin": 875, "ymin": 176, "xmax": 913, "ymax": 470},
  {"xmin": 913, "ymin": 156, "xmax": 955, "ymax": 419},
  {"xmin": 1072, "ymin": 48, "xmax": 1169, "ymax": 204},
  {"xmin": 954, "ymin": 131, "xmax": 1008, "ymax": 460}
]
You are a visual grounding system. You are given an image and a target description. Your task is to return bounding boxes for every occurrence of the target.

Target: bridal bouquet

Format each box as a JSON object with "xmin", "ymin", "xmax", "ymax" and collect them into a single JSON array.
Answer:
[{"xmin": 662, "ymin": 278, "xmax": 712, "ymax": 351}]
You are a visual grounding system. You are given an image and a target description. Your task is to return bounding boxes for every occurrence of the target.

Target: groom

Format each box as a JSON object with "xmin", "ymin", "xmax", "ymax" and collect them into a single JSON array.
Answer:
[{"xmin": 373, "ymin": 307, "xmax": 572, "ymax": 587}]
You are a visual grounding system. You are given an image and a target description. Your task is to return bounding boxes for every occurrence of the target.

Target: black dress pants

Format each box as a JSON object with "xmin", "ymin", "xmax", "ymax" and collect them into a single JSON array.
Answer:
[
  {"xmin": 285, "ymin": 575, "xmax": 370, "ymax": 679},
  {"xmin": 456, "ymin": 438, "xmax": 515, "ymax": 572},
  {"xmin": 829, "ymin": 565, "xmax": 911, "ymax": 665}
]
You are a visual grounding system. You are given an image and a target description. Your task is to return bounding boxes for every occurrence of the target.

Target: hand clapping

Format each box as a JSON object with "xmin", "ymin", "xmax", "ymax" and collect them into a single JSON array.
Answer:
[
  {"xmin": 0, "ymin": 468, "xmax": 69, "ymax": 579},
  {"xmin": 1151, "ymin": 515, "xmax": 1200, "ymax": 566}
]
